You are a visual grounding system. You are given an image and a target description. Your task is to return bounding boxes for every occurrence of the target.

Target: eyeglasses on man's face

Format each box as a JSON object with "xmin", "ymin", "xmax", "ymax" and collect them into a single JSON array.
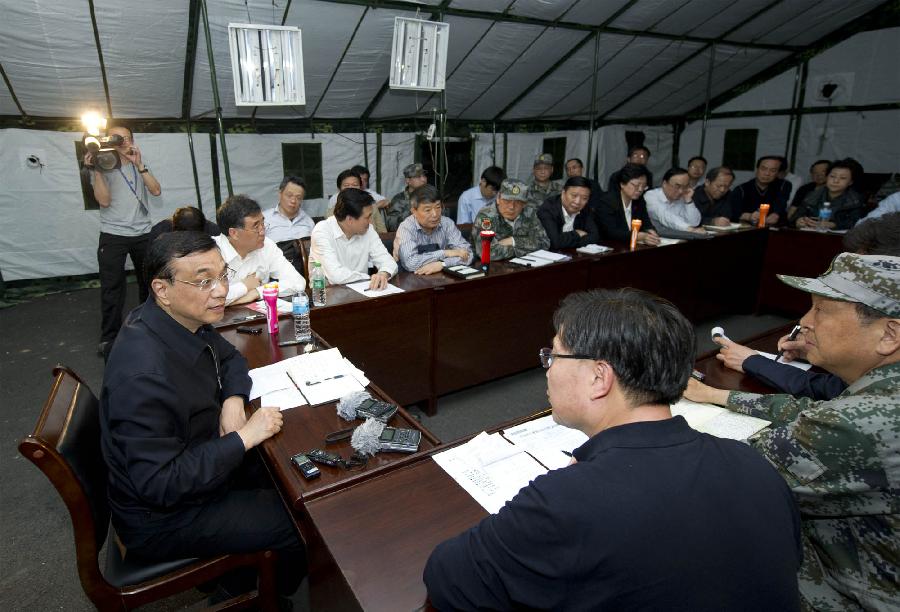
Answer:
[
  {"xmin": 174, "ymin": 268, "xmax": 233, "ymax": 292},
  {"xmin": 539, "ymin": 347, "xmax": 595, "ymax": 369},
  {"xmin": 241, "ymin": 219, "xmax": 266, "ymax": 234}
]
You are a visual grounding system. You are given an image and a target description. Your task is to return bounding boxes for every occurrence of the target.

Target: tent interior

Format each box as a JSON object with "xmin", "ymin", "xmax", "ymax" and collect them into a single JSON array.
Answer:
[{"xmin": 2, "ymin": 0, "xmax": 898, "ymax": 282}]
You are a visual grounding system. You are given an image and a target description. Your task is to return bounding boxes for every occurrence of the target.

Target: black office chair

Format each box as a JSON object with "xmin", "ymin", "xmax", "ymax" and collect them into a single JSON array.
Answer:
[{"xmin": 19, "ymin": 365, "xmax": 279, "ymax": 611}]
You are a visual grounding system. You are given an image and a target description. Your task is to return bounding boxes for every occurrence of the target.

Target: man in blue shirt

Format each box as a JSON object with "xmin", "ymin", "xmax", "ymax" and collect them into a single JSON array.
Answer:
[
  {"xmin": 263, "ymin": 175, "xmax": 315, "ymax": 242},
  {"xmin": 425, "ymin": 288, "xmax": 802, "ymax": 611},
  {"xmin": 395, "ymin": 185, "xmax": 472, "ymax": 274},
  {"xmin": 455, "ymin": 166, "xmax": 504, "ymax": 224}
]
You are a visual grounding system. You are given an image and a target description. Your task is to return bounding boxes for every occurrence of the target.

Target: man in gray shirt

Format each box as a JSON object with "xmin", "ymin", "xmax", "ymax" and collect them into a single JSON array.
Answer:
[{"xmin": 86, "ymin": 124, "xmax": 161, "ymax": 358}]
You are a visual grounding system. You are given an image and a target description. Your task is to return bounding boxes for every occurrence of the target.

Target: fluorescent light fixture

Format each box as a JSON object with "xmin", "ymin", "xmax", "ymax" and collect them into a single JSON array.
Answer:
[
  {"xmin": 227, "ymin": 23, "xmax": 306, "ymax": 106},
  {"xmin": 390, "ymin": 17, "xmax": 449, "ymax": 92}
]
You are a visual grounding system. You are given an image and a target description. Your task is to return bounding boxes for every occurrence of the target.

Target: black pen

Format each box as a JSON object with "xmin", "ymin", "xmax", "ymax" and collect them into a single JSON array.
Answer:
[
  {"xmin": 306, "ymin": 374, "xmax": 345, "ymax": 386},
  {"xmin": 561, "ymin": 450, "xmax": 574, "ymax": 457},
  {"xmin": 775, "ymin": 324, "xmax": 802, "ymax": 363}
]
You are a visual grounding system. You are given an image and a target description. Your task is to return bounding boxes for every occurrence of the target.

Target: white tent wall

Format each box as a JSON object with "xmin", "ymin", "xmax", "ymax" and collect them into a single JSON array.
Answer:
[
  {"xmin": 796, "ymin": 110, "xmax": 900, "ymax": 175},
  {"xmin": 595, "ymin": 125, "xmax": 674, "ymax": 188}
]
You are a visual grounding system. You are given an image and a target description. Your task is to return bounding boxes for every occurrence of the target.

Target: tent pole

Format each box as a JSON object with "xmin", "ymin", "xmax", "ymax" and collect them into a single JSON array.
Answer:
[
  {"xmin": 699, "ymin": 44, "xmax": 716, "ymax": 157},
  {"xmin": 789, "ymin": 61, "xmax": 809, "ymax": 172},
  {"xmin": 491, "ymin": 122, "xmax": 497, "ymax": 166},
  {"xmin": 186, "ymin": 119, "xmax": 204, "ymax": 212},
  {"xmin": 209, "ymin": 133, "xmax": 222, "ymax": 208},
  {"xmin": 376, "ymin": 129, "xmax": 383, "ymax": 196},
  {"xmin": 586, "ymin": 32, "xmax": 600, "ymax": 173},
  {"xmin": 200, "ymin": 0, "xmax": 233, "ymax": 196},
  {"xmin": 363, "ymin": 123, "xmax": 369, "ymax": 170},
  {"xmin": 784, "ymin": 64, "xmax": 802, "ymax": 159}
]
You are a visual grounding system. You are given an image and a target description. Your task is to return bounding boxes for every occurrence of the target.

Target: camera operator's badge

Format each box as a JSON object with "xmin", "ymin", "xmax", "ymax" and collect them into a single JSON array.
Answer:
[{"xmin": 480, "ymin": 217, "xmax": 492, "ymax": 231}]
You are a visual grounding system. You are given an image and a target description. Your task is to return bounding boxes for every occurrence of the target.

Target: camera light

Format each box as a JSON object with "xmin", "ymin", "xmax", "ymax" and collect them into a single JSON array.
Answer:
[{"xmin": 81, "ymin": 111, "xmax": 107, "ymax": 136}]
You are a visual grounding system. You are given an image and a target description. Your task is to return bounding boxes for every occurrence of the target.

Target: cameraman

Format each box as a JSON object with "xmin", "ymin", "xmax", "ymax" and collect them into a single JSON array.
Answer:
[{"xmin": 84, "ymin": 124, "xmax": 161, "ymax": 359}]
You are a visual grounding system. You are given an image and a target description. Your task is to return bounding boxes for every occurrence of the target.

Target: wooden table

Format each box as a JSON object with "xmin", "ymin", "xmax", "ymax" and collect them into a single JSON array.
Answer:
[{"xmin": 296, "ymin": 328, "xmax": 797, "ymax": 612}]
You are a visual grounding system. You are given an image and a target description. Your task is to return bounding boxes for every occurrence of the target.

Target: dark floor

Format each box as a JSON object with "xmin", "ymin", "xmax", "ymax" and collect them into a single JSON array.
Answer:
[{"xmin": 0, "ymin": 284, "xmax": 790, "ymax": 610}]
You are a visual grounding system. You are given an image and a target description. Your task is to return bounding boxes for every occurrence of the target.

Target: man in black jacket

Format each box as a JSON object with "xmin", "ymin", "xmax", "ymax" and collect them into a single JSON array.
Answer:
[
  {"xmin": 593, "ymin": 163, "xmax": 660, "ymax": 246},
  {"xmin": 537, "ymin": 176, "xmax": 600, "ymax": 249}
]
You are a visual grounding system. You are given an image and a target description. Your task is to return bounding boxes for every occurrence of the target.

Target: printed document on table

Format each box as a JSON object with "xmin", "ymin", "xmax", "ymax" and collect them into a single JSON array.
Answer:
[
  {"xmin": 248, "ymin": 354, "xmax": 309, "ymax": 410},
  {"xmin": 287, "ymin": 347, "xmax": 366, "ymax": 405},
  {"xmin": 503, "ymin": 415, "xmax": 588, "ymax": 470},
  {"xmin": 756, "ymin": 350, "xmax": 813, "ymax": 371},
  {"xmin": 346, "ymin": 280, "xmax": 406, "ymax": 298},
  {"xmin": 671, "ymin": 399, "xmax": 770, "ymax": 440},
  {"xmin": 657, "ymin": 237, "xmax": 684, "ymax": 246},
  {"xmin": 432, "ymin": 432, "xmax": 548, "ymax": 514},
  {"xmin": 527, "ymin": 249, "xmax": 571, "ymax": 262}
]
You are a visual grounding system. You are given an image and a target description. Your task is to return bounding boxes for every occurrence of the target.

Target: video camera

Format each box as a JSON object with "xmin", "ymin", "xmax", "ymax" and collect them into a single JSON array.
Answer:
[{"xmin": 82, "ymin": 132, "xmax": 124, "ymax": 171}]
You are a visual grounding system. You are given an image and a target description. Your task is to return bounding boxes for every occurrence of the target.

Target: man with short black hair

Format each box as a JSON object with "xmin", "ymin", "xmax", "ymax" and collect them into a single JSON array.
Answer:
[
  {"xmin": 148, "ymin": 206, "xmax": 220, "ymax": 244},
  {"xmin": 645, "ymin": 167, "xmax": 706, "ymax": 235},
  {"xmin": 326, "ymin": 169, "xmax": 387, "ymax": 232},
  {"xmin": 457, "ymin": 166, "xmax": 505, "ymax": 224},
  {"xmin": 395, "ymin": 185, "xmax": 472, "ymax": 274},
  {"xmin": 565, "ymin": 157, "xmax": 604, "ymax": 211},
  {"xmin": 213, "ymin": 195, "xmax": 306, "ymax": 305},
  {"xmin": 728, "ymin": 155, "xmax": 789, "ymax": 225},
  {"xmin": 425, "ymin": 288, "xmax": 802, "ymax": 611},
  {"xmin": 309, "ymin": 188, "xmax": 398, "ymax": 290},
  {"xmin": 686, "ymin": 253, "xmax": 900, "ymax": 611},
  {"xmin": 686, "ymin": 155, "xmax": 707, "ymax": 189},
  {"xmin": 537, "ymin": 176, "xmax": 600, "ymax": 249},
  {"xmin": 789, "ymin": 159, "xmax": 831, "ymax": 212},
  {"xmin": 101, "ymin": 231, "xmax": 304, "ymax": 601},
  {"xmin": 385, "ymin": 163, "xmax": 429, "ymax": 231},
  {"xmin": 693, "ymin": 166, "xmax": 734, "ymax": 226},
  {"xmin": 85, "ymin": 124, "xmax": 163, "ymax": 358},
  {"xmin": 263, "ymin": 175, "xmax": 315, "ymax": 241},
  {"xmin": 607, "ymin": 145, "xmax": 653, "ymax": 191}
]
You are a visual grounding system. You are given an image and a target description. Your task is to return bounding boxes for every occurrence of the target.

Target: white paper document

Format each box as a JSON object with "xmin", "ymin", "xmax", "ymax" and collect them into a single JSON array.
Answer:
[
  {"xmin": 576, "ymin": 244, "xmax": 613, "ymax": 255},
  {"xmin": 671, "ymin": 399, "xmax": 771, "ymax": 441},
  {"xmin": 656, "ymin": 237, "xmax": 685, "ymax": 246},
  {"xmin": 345, "ymin": 280, "xmax": 406, "ymax": 297},
  {"xmin": 703, "ymin": 223, "xmax": 743, "ymax": 232},
  {"xmin": 432, "ymin": 432, "xmax": 548, "ymax": 514},
  {"xmin": 509, "ymin": 255, "xmax": 553, "ymax": 267},
  {"xmin": 756, "ymin": 351, "xmax": 813, "ymax": 371},
  {"xmin": 248, "ymin": 347, "xmax": 368, "ymax": 409},
  {"xmin": 502, "ymin": 414, "xmax": 588, "ymax": 470},
  {"xmin": 527, "ymin": 249, "xmax": 571, "ymax": 262}
]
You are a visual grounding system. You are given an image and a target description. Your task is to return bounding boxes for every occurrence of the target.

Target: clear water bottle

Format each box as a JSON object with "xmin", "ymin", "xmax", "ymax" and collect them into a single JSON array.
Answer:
[
  {"xmin": 292, "ymin": 294, "xmax": 312, "ymax": 342},
  {"xmin": 311, "ymin": 262, "xmax": 327, "ymax": 307},
  {"xmin": 818, "ymin": 201, "xmax": 832, "ymax": 231}
]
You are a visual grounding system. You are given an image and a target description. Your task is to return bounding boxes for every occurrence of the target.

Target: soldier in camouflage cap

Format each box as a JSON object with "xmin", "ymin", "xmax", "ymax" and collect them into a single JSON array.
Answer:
[
  {"xmin": 385, "ymin": 163, "xmax": 429, "ymax": 231},
  {"xmin": 526, "ymin": 153, "xmax": 562, "ymax": 211},
  {"xmin": 686, "ymin": 252, "xmax": 900, "ymax": 611},
  {"xmin": 472, "ymin": 178, "xmax": 550, "ymax": 260}
]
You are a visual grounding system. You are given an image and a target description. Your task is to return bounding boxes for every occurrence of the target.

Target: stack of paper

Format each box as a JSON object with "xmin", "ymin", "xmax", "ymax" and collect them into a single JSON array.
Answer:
[
  {"xmin": 346, "ymin": 280, "xmax": 406, "ymax": 298},
  {"xmin": 656, "ymin": 237, "xmax": 685, "ymax": 246},
  {"xmin": 756, "ymin": 351, "xmax": 812, "ymax": 371},
  {"xmin": 670, "ymin": 399, "xmax": 770, "ymax": 440},
  {"xmin": 703, "ymin": 223, "xmax": 743, "ymax": 232},
  {"xmin": 248, "ymin": 347, "xmax": 369, "ymax": 409},
  {"xmin": 576, "ymin": 244, "xmax": 613, "ymax": 255},
  {"xmin": 510, "ymin": 249, "xmax": 571, "ymax": 267},
  {"xmin": 502, "ymin": 415, "xmax": 588, "ymax": 470},
  {"xmin": 432, "ymin": 432, "xmax": 548, "ymax": 514}
]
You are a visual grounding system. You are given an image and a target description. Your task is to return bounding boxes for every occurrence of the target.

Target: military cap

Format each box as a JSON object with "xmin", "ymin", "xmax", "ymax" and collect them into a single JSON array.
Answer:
[
  {"xmin": 534, "ymin": 153, "xmax": 554, "ymax": 167},
  {"xmin": 498, "ymin": 178, "xmax": 528, "ymax": 202},
  {"xmin": 403, "ymin": 163, "xmax": 426, "ymax": 178},
  {"xmin": 778, "ymin": 253, "xmax": 900, "ymax": 317}
]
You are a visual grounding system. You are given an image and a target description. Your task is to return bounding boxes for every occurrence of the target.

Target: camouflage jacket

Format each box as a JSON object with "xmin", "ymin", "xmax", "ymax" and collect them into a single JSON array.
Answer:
[
  {"xmin": 471, "ymin": 203, "xmax": 550, "ymax": 260},
  {"xmin": 525, "ymin": 178, "xmax": 561, "ymax": 210},
  {"xmin": 385, "ymin": 189, "xmax": 413, "ymax": 232},
  {"xmin": 727, "ymin": 361, "xmax": 900, "ymax": 611}
]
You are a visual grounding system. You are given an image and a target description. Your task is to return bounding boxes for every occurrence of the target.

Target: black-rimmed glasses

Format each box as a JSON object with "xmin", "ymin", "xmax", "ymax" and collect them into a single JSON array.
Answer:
[
  {"xmin": 539, "ymin": 347, "xmax": 595, "ymax": 369},
  {"xmin": 174, "ymin": 268, "xmax": 233, "ymax": 292}
]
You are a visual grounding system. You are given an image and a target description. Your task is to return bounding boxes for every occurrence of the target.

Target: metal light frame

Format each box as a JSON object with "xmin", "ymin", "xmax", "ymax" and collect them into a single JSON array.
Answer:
[
  {"xmin": 389, "ymin": 17, "xmax": 449, "ymax": 92},
  {"xmin": 227, "ymin": 23, "xmax": 306, "ymax": 106}
]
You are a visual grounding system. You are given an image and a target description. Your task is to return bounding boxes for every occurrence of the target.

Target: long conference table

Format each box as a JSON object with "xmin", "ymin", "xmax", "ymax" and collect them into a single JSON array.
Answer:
[
  {"xmin": 221, "ymin": 226, "xmax": 843, "ymax": 415},
  {"xmin": 215, "ymin": 226, "xmax": 844, "ymax": 610}
]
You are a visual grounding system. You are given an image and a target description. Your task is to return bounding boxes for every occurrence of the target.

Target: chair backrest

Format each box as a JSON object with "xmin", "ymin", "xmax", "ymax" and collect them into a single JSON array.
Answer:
[{"xmin": 19, "ymin": 366, "xmax": 115, "ymax": 604}]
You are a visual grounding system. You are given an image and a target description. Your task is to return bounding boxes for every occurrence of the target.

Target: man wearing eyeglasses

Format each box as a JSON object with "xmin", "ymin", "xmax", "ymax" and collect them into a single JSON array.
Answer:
[
  {"xmin": 645, "ymin": 167, "xmax": 707, "ymax": 235},
  {"xmin": 101, "ymin": 231, "xmax": 304, "ymax": 603},
  {"xmin": 213, "ymin": 194, "xmax": 306, "ymax": 305},
  {"xmin": 425, "ymin": 288, "xmax": 802, "ymax": 611},
  {"xmin": 85, "ymin": 124, "xmax": 162, "ymax": 359},
  {"xmin": 262, "ymin": 175, "xmax": 315, "ymax": 241}
]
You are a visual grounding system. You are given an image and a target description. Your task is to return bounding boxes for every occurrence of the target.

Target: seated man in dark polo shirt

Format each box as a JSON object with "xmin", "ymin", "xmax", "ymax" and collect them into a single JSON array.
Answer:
[
  {"xmin": 728, "ymin": 155, "xmax": 790, "ymax": 226},
  {"xmin": 425, "ymin": 288, "xmax": 802, "ymax": 611},
  {"xmin": 693, "ymin": 165, "xmax": 735, "ymax": 226},
  {"xmin": 100, "ymin": 231, "xmax": 304, "ymax": 601},
  {"xmin": 537, "ymin": 176, "xmax": 600, "ymax": 249}
]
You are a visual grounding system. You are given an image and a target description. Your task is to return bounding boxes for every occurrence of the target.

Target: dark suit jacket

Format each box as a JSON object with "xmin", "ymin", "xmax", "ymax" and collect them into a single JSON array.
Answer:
[
  {"xmin": 537, "ymin": 195, "xmax": 600, "ymax": 249},
  {"xmin": 592, "ymin": 189, "xmax": 656, "ymax": 243}
]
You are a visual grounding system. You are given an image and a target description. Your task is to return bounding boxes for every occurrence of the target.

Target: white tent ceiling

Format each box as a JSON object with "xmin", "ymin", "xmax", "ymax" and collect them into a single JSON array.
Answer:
[{"xmin": 1, "ymin": 0, "xmax": 889, "ymax": 125}]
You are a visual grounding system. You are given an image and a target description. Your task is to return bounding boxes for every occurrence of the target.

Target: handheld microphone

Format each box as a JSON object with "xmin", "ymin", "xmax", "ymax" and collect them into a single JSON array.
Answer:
[
  {"xmin": 350, "ymin": 418, "xmax": 386, "ymax": 457},
  {"xmin": 710, "ymin": 326, "xmax": 729, "ymax": 342}
]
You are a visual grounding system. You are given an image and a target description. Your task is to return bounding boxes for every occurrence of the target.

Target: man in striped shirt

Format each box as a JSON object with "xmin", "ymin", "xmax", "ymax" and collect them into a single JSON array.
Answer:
[{"xmin": 395, "ymin": 185, "xmax": 472, "ymax": 275}]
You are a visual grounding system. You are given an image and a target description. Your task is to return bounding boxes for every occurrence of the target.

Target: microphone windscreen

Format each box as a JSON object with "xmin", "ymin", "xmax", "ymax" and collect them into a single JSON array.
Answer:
[
  {"xmin": 337, "ymin": 390, "xmax": 370, "ymax": 422},
  {"xmin": 351, "ymin": 418, "xmax": 385, "ymax": 457},
  {"xmin": 710, "ymin": 326, "xmax": 726, "ymax": 340}
]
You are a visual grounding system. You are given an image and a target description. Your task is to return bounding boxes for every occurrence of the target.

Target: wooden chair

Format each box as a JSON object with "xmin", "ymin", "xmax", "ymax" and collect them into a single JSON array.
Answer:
[
  {"xmin": 19, "ymin": 365, "xmax": 279, "ymax": 611},
  {"xmin": 298, "ymin": 237, "xmax": 312, "ymax": 282}
]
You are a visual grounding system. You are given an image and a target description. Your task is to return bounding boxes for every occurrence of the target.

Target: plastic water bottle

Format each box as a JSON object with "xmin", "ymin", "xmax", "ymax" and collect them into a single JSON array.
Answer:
[
  {"xmin": 818, "ymin": 201, "xmax": 832, "ymax": 231},
  {"xmin": 291, "ymin": 294, "xmax": 312, "ymax": 342},
  {"xmin": 311, "ymin": 262, "xmax": 327, "ymax": 307}
]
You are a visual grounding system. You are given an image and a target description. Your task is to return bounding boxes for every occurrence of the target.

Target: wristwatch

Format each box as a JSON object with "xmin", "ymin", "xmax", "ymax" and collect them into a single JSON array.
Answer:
[{"xmin": 139, "ymin": 167, "xmax": 149, "ymax": 174}]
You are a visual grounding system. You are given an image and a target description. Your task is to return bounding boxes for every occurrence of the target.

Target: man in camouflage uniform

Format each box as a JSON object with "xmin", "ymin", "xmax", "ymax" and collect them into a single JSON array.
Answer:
[
  {"xmin": 385, "ymin": 163, "xmax": 429, "ymax": 231},
  {"xmin": 686, "ymin": 252, "xmax": 900, "ymax": 611},
  {"xmin": 472, "ymin": 179, "xmax": 550, "ymax": 261},
  {"xmin": 525, "ymin": 153, "xmax": 562, "ymax": 211}
]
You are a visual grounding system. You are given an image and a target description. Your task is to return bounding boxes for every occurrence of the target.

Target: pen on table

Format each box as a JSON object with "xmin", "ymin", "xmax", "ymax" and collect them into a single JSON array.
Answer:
[
  {"xmin": 561, "ymin": 450, "xmax": 574, "ymax": 458},
  {"xmin": 775, "ymin": 324, "xmax": 802, "ymax": 363},
  {"xmin": 306, "ymin": 374, "xmax": 345, "ymax": 386},
  {"xmin": 286, "ymin": 371, "xmax": 303, "ymax": 393}
]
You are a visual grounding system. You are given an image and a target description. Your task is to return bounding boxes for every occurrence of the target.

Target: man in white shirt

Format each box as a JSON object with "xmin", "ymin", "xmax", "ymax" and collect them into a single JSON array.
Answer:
[
  {"xmin": 456, "ymin": 166, "xmax": 505, "ymax": 224},
  {"xmin": 645, "ymin": 167, "xmax": 706, "ymax": 235},
  {"xmin": 309, "ymin": 188, "xmax": 398, "ymax": 290},
  {"xmin": 213, "ymin": 195, "xmax": 306, "ymax": 305},
  {"xmin": 263, "ymin": 175, "xmax": 315, "ymax": 241}
]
